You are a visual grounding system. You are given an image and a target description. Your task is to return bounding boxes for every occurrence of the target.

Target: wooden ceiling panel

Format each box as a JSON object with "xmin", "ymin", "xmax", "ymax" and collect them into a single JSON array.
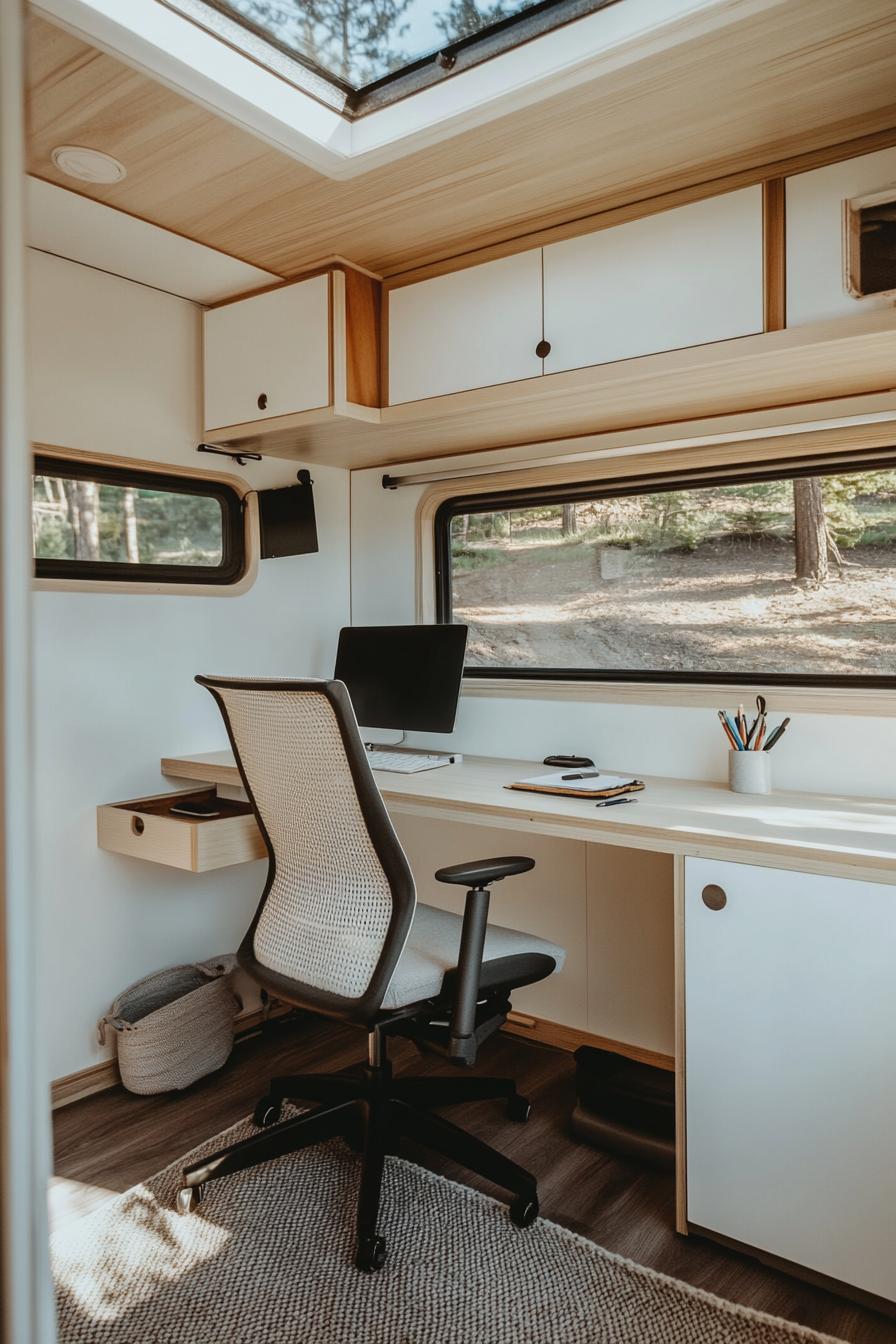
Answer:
[{"xmin": 26, "ymin": 4, "xmax": 896, "ymax": 279}]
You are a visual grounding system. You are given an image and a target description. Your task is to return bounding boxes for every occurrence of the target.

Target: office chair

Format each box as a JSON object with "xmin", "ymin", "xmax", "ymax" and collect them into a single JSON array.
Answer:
[{"xmin": 176, "ymin": 676, "xmax": 565, "ymax": 1271}]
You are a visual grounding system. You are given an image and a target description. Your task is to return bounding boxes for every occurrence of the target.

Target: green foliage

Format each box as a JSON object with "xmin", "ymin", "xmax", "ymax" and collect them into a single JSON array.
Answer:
[
  {"xmin": 451, "ymin": 546, "xmax": 506, "ymax": 573},
  {"xmin": 34, "ymin": 516, "xmax": 72, "ymax": 560},
  {"xmin": 133, "ymin": 490, "xmax": 223, "ymax": 564}
]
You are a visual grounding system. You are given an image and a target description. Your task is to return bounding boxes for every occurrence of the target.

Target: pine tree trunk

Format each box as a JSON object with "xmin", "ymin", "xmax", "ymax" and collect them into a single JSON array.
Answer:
[
  {"xmin": 793, "ymin": 477, "xmax": 828, "ymax": 584},
  {"xmin": 122, "ymin": 488, "xmax": 139, "ymax": 563},
  {"xmin": 562, "ymin": 503, "xmax": 578, "ymax": 536}
]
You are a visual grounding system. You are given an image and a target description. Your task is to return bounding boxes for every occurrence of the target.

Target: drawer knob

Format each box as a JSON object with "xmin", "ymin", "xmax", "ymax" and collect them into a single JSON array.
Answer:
[
  {"xmin": 535, "ymin": 340, "xmax": 551, "ymax": 358},
  {"xmin": 257, "ymin": 393, "xmax": 268, "ymax": 410},
  {"xmin": 131, "ymin": 816, "xmax": 145, "ymax": 836},
  {"xmin": 702, "ymin": 883, "xmax": 727, "ymax": 911}
]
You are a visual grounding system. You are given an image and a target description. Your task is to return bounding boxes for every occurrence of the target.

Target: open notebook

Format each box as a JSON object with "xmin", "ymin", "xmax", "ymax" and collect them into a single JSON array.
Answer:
[{"xmin": 507, "ymin": 771, "xmax": 644, "ymax": 800}]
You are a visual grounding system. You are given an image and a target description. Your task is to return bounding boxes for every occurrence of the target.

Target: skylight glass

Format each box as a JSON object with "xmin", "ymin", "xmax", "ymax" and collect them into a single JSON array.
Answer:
[
  {"xmin": 163, "ymin": 0, "xmax": 616, "ymax": 110},
  {"xmin": 216, "ymin": 0, "xmax": 538, "ymax": 87}
]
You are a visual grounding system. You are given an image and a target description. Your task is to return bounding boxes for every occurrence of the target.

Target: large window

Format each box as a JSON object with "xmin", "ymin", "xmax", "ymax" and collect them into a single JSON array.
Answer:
[
  {"xmin": 33, "ymin": 457, "xmax": 246, "ymax": 585},
  {"xmin": 435, "ymin": 453, "xmax": 896, "ymax": 687}
]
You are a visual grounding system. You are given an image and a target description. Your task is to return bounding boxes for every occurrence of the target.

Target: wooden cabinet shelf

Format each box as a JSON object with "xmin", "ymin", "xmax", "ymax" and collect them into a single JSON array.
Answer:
[
  {"xmin": 201, "ymin": 308, "xmax": 896, "ymax": 472},
  {"xmin": 97, "ymin": 788, "xmax": 265, "ymax": 872}
]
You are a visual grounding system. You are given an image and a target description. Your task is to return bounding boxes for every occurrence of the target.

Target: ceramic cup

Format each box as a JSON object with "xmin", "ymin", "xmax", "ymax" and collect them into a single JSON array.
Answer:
[{"xmin": 728, "ymin": 749, "xmax": 771, "ymax": 794}]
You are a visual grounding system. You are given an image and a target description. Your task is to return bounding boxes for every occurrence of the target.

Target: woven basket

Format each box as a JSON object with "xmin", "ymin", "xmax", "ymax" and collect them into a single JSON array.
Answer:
[{"xmin": 97, "ymin": 955, "xmax": 242, "ymax": 1095}]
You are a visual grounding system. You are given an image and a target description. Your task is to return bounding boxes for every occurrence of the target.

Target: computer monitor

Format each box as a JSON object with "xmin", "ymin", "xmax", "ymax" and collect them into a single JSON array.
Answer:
[{"xmin": 334, "ymin": 625, "xmax": 468, "ymax": 734}]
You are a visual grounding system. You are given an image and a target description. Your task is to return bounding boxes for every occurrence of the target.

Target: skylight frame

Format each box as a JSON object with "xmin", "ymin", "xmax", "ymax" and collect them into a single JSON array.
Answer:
[{"xmin": 159, "ymin": 0, "xmax": 623, "ymax": 117}]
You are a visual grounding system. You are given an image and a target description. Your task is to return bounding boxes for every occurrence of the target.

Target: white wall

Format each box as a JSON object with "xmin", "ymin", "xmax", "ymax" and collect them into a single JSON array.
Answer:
[
  {"xmin": 786, "ymin": 146, "xmax": 896, "ymax": 327},
  {"xmin": 350, "ymin": 467, "xmax": 896, "ymax": 800},
  {"xmin": 28, "ymin": 251, "xmax": 351, "ymax": 1081}
]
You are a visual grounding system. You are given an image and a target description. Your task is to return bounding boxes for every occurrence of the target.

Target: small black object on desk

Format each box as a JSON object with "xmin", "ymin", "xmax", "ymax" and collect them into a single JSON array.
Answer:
[{"xmin": 543, "ymin": 754, "xmax": 594, "ymax": 769}]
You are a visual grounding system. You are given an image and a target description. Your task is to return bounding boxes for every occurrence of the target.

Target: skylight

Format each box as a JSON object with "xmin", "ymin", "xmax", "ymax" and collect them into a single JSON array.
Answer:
[{"xmin": 163, "ymin": 0, "xmax": 618, "ymax": 112}]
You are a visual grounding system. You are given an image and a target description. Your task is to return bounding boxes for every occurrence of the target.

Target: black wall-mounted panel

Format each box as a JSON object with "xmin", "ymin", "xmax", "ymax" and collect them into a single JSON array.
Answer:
[{"xmin": 258, "ymin": 473, "xmax": 319, "ymax": 559}]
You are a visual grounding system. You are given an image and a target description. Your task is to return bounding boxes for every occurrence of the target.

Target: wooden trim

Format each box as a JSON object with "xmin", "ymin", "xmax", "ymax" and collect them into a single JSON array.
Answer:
[
  {"xmin": 459, "ymin": 678, "xmax": 896, "ymax": 718},
  {"xmin": 673, "ymin": 854, "xmax": 688, "ymax": 1235},
  {"xmin": 383, "ymin": 125, "xmax": 896, "ymax": 289},
  {"xmin": 30, "ymin": 444, "xmax": 261, "ymax": 597},
  {"xmin": 50, "ymin": 1060, "xmax": 120, "ymax": 1110},
  {"xmin": 763, "ymin": 178, "xmax": 786, "ymax": 332},
  {"xmin": 344, "ymin": 268, "xmax": 381, "ymax": 408},
  {"xmin": 502, "ymin": 1012, "xmax": 674, "ymax": 1070}
]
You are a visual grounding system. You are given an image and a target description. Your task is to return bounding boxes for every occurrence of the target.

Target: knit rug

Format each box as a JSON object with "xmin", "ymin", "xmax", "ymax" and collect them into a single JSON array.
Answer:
[{"xmin": 52, "ymin": 1108, "xmax": 846, "ymax": 1344}]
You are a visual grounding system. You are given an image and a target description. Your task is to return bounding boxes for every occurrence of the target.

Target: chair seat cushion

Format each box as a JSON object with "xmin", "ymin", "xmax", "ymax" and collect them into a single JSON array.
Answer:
[{"xmin": 381, "ymin": 902, "xmax": 566, "ymax": 1010}]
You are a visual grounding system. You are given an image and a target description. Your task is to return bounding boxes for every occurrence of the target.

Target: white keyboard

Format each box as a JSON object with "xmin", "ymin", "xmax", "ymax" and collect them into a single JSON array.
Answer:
[{"xmin": 366, "ymin": 750, "xmax": 454, "ymax": 774}]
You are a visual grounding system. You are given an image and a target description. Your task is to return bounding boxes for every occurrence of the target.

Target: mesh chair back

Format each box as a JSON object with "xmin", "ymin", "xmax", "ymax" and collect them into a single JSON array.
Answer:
[{"xmin": 198, "ymin": 677, "xmax": 416, "ymax": 1018}]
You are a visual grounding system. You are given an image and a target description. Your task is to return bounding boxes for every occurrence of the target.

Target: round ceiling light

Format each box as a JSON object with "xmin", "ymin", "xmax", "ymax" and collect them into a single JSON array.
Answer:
[{"xmin": 51, "ymin": 146, "xmax": 127, "ymax": 184}]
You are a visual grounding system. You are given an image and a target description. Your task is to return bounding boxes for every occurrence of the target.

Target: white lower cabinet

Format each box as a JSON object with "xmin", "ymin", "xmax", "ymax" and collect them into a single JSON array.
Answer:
[{"xmin": 685, "ymin": 856, "xmax": 896, "ymax": 1305}]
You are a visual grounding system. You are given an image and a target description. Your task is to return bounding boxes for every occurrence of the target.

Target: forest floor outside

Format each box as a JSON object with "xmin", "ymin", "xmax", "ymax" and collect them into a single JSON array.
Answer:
[{"xmin": 453, "ymin": 535, "xmax": 896, "ymax": 675}]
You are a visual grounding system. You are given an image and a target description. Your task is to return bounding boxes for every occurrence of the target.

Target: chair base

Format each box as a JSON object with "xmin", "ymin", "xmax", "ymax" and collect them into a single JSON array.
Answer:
[{"xmin": 177, "ymin": 1042, "xmax": 539, "ymax": 1272}]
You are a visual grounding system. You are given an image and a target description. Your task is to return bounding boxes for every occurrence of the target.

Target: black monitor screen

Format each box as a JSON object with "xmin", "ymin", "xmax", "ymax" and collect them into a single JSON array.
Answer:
[{"xmin": 334, "ymin": 625, "xmax": 468, "ymax": 733}]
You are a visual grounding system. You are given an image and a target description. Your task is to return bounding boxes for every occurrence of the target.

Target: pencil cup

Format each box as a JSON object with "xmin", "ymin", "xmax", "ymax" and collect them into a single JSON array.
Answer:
[{"xmin": 728, "ymin": 749, "xmax": 771, "ymax": 795}]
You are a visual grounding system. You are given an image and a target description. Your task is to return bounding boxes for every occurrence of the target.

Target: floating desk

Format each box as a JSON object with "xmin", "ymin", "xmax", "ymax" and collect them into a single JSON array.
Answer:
[
  {"xmin": 159, "ymin": 750, "xmax": 896, "ymax": 1308},
  {"xmin": 160, "ymin": 750, "xmax": 896, "ymax": 882}
]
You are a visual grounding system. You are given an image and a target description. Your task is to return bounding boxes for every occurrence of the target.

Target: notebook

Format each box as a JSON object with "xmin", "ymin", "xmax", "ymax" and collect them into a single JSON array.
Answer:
[{"xmin": 507, "ymin": 771, "xmax": 644, "ymax": 800}]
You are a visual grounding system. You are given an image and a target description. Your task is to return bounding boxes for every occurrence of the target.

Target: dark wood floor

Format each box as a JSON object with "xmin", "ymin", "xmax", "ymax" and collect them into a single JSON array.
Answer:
[{"xmin": 54, "ymin": 1015, "xmax": 896, "ymax": 1344}]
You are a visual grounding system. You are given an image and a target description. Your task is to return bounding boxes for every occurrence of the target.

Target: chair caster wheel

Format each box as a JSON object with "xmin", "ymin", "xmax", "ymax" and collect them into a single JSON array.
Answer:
[
  {"xmin": 176, "ymin": 1183, "xmax": 205, "ymax": 1216},
  {"xmin": 253, "ymin": 1096, "xmax": 281, "ymax": 1127},
  {"xmin": 355, "ymin": 1235, "xmax": 387, "ymax": 1272},
  {"xmin": 509, "ymin": 1192, "xmax": 538, "ymax": 1228},
  {"xmin": 507, "ymin": 1095, "xmax": 531, "ymax": 1122}
]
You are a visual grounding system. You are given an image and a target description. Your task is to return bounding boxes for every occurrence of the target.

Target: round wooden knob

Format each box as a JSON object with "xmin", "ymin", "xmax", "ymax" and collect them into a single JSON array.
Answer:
[
  {"xmin": 257, "ymin": 393, "xmax": 268, "ymax": 410},
  {"xmin": 702, "ymin": 884, "xmax": 727, "ymax": 911},
  {"xmin": 535, "ymin": 340, "xmax": 551, "ymax": 358}
]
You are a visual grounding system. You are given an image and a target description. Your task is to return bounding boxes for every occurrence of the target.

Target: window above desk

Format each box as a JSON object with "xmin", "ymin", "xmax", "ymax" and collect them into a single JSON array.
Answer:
[{"xmin": 434, "ymin": 449, "xmax": 896, "ymax": 689}]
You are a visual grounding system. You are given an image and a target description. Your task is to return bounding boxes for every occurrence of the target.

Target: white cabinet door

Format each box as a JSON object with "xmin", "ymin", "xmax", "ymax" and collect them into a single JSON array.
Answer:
[
  {"xmin": 388, "ymin": 250, "xmax": 543, "ymax": 404},
  {"xmin": 685, "ymin": 856, "xmax": 896, "ymax": 1303},
  {"xmin": 204, "ymin": 274, "xmax": 330, "ymax": 430},
  {"xmin": 543, "ymin": 186, "xmax": 763, "ymax": 374}
]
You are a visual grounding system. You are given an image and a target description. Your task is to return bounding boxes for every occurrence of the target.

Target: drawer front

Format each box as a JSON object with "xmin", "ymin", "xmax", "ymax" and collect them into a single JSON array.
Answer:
[{"xmin": 97, "ymin": 793, "xmax": 266, "ymax": 872}]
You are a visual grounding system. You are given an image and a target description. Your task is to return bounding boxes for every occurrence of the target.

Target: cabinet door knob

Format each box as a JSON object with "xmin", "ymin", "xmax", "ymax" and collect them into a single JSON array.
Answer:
[
  {"xmin": 535, "ymin": 340, "xmax": 551, "ymax": 358},
  {"xmin": 702, "ymin": 884, "xmax": 727, "ymax": 911},
  {"xmin": 257, "ymin": 393, "xmax": 268, "ymax": 410}
]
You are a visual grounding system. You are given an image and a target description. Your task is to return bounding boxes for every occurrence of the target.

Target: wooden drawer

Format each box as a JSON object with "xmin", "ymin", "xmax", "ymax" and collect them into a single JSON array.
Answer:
[{"xmin": 97, "ymin": 788, "xmax": 266, "ymax": 872}]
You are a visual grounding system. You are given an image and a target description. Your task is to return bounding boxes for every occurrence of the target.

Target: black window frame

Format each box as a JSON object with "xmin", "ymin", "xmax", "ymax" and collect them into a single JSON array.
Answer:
[
  {"xmin": 434, "ymin": 445, "xmax": 896, "ymax": 690},
  {"xmin": 33, "ymin": 456, "xmax": 246, "ymax": 586}
]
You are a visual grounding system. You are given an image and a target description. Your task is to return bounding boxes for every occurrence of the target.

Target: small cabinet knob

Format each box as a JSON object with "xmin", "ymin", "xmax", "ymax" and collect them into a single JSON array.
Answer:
[
  {"xmin": 535, "ymin": 340, "xmax": 551, "ymax": 358},
  {"xmin": 702, "ymin": 884, "xmax": 727, "ymax": 911},
  {"xmin": 257, "ymin": 393, "xmax": 268, "ymax": 410}
]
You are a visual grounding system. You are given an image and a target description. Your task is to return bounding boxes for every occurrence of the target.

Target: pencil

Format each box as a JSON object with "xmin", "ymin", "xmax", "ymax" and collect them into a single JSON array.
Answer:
[
  {"xmin": 718, "ymin": 711, "xmax": 740, "ymax": 750},
  {"xmin": 754, "ymin": 716, "xmax": 767, "ymax": 750}
]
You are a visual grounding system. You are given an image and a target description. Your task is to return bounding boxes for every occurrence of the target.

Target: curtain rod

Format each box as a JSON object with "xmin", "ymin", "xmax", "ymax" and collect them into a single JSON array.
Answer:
[{"xmin": 380, "ymin": 409, "xmax": 896, "ymax": 489}]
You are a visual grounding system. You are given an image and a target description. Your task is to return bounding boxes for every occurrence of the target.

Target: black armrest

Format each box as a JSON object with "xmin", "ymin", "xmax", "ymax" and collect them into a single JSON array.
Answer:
[
  {"xmin": 439, "ymin": 856, "xmax": 535, "ymax": 1067},
  {"xmin": 435, "ymin": 856, "xmax": 535, "ymax": 887}
]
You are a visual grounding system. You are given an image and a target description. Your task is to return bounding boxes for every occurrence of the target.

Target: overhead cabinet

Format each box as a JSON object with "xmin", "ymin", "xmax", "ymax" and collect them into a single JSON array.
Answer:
[
  {"xmin": 388, "ymin": 186, "xmax": 763, "ymax": 404},
  {"xmin": 387, "ymin": 251, "xmax": 544, "ymax": 404},
  {"xmin": 685, "ymin": 856, "xmax": 896, "ymax": 1307},
  {"xmin": 203, "ymin": 268, "xmax": 381, "ymax": 438},
  {"xmin": 542, "ymin": 186, "xmax": 764, "ymax": 373},
  {"xmin": 204, "ymin": 274, "xmax": 330, "ymax": 431}
]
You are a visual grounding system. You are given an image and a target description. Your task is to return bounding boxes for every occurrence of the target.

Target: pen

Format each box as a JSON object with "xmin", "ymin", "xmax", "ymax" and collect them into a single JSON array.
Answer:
[
  {"xmin": 595, "ymin": 797, "xmax": 638, "ymax": 808},
  {"xmin": 763, "ymin": 717, "xmax": 790, "ymax": 751},
  {"xmin": 562, "ymin": 770, "xmax": 601, "ymax": 780},
  {"xmin": 718, "ymin": 711, "xmax": 739, "ymax": 750},
  {"xmin": 723, "ymin": 711, "xmax": 745, "ymax": 749}
]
